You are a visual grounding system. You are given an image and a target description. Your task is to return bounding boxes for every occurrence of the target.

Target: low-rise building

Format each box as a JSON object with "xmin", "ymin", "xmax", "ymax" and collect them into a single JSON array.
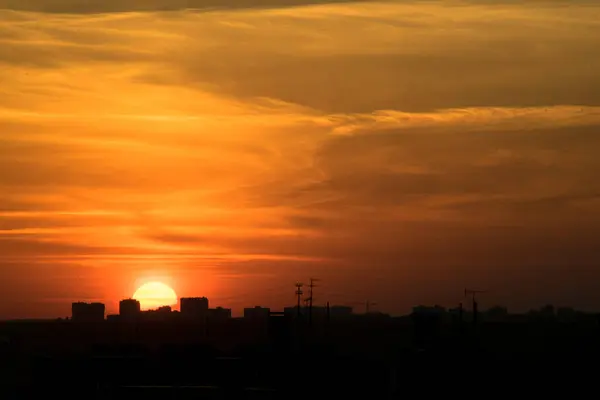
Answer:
[{"xmin": 71, "ymin": 302, "xmax": 105, "ymax": 322}]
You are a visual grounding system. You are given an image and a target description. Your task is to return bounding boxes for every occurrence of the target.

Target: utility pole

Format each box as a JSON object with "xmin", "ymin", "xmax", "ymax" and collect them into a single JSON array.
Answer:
[
  {"xmin": 464, "ymin": 289, "xmax": 486, "ymax": 327},
  {"xmin": 295, "ymin": 282, "xmax": 304, "ymax": 318},
  {"xmin": 307, "ymin": 278, "xmax": 319, "ymax": 326}
]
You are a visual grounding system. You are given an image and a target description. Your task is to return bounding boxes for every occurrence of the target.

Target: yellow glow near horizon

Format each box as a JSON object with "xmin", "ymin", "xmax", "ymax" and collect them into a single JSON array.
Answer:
[{"xmin": 132, "ymin": 282, "xmax": 178, "ymax": 310}]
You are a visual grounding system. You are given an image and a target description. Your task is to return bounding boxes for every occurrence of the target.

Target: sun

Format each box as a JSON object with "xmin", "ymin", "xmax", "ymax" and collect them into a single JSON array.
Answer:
[{"xmin": 133, "ymin": 281, "xmax": 178, "ymax": 310}]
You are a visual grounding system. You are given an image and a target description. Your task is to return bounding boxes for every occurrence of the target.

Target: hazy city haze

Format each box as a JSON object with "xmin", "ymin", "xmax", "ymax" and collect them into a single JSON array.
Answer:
[{"xmin": 1, "ymin": 0, "xmax": 600, "ymax": 319}]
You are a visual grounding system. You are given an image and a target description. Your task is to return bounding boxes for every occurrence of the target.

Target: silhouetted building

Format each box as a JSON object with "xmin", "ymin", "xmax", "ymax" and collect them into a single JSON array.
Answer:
[
  {"xmin": 142, "ymin": 306, "xmax": 173, "ymax": 322},
  {"xmin": 541, "ymin": 304, "xmax": 555, "ymax": 315},
  {"xmin": 269, "ymin": 312, "xmax": 291, "ymax": 353},
  {"xmin": 283, "ymin": 305, "xmax": 354, "ymax": 322},
  {"xmin": 330, "ymin": 305, "xmax": 353, "ymax": 318},
  {"xmin": 412, "ymin": 305, "xmax": 446, "ymax": 318},
  {"xmin": 362, "ymin": 311, "xmax": 391, "ymax": 320},
  {"xmin": 284, "ymin": 306, "xmax": 304, "ymax": 318},
  {"xmin": 106, "ymin": 314, "xmax": 119, "ymax": 322},
  {"xmin": 208, "ymin": 307, "xmax": 231, "ymax": 320},
  {"xmin": 529, "ymin": 304, "xmax": 557, "ymax": 321},
  {"xmin": 180, "ymin": 297, "xmax": 209, "ymax": 320},
  {"xmin": 244, "ymin": 306, "xmax": 270, "ymax": 320},
  {"xmin": 119, "ymin": 299, "xmax": 141, "ymax": 321},
  {"xmin": 71, "ymin": 302, "xmax": 105, "ymax": 322},
  {"xmin": 557, "ymin": 307, "xmax": 577, "ymax": 322},
  {"xmin": 411, "ymin": 305, "xmax": 445, "ymax": 349},
  {"xmin": 486, "ymin": 305, "xmax": 509, "ymax": 321}
]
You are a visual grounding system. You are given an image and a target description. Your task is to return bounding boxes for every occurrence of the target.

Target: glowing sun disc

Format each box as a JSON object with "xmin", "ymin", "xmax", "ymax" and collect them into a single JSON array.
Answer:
[{"xmin": 133, "ymin": 281, "xmax": 178, "ymax": 310}]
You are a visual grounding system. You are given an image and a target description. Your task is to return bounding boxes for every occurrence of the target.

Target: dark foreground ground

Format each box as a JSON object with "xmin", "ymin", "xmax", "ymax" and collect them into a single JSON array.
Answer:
[{"xmin": 1, "ymin": 317, "xmax": 599, "ymax": 398}]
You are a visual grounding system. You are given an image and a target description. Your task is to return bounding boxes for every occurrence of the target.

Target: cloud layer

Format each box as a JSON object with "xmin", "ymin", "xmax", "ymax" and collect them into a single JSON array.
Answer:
[{"xmin": 1, "ymin": 1, "xmax": 600, "ymax": 318}]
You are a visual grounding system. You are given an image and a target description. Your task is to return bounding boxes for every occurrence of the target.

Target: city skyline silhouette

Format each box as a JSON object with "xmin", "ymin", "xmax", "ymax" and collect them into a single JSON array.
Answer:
[
  {"xmin": 2, "ymin": 0, "xmax": 600, "ymax": 397},
  {"xmin": 6, "ymin": 277, "xmax": 600, "ymax": 321},
  {"xmin": 3, "ymin": 287, "xmax": 599, "ymax": 398}
]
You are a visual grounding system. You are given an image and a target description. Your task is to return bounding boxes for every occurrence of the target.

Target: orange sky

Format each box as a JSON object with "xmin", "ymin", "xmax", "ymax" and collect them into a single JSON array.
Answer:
[{"xmin": 1, "ymin": 0, "xmax": 600, "ymax": 319}]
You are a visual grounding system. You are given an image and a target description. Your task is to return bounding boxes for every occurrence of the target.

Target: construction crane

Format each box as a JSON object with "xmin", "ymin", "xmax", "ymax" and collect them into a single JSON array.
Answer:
[{"xmin": 464, "ymin": 289, "xmax": 487, "ymax": 325}]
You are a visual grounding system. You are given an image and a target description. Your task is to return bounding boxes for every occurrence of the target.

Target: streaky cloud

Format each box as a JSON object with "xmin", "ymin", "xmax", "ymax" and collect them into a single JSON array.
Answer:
[{"xmin": 0, "ymin": 0, "xmax": 365, "ymax": 14}]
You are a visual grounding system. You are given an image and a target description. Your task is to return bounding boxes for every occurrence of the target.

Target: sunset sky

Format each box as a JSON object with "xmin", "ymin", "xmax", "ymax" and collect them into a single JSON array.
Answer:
[{"xmin": 1, "ymin": 0, "xmax": 600, "ymax": 319}]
